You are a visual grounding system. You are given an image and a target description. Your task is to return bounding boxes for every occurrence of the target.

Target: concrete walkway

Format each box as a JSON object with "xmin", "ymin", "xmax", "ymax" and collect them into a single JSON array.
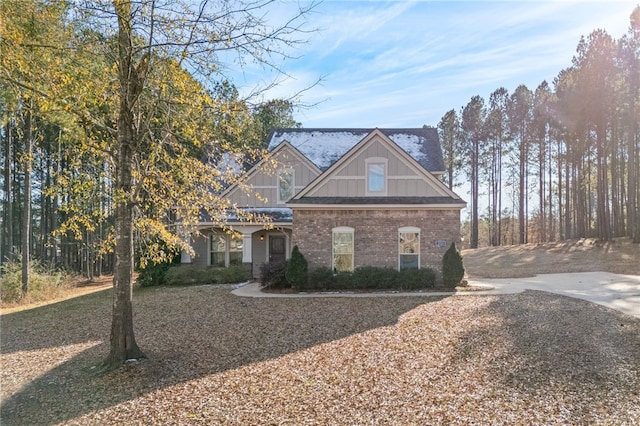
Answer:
[{"xmin": 232, "ymin": 271, "xmax": 640, "ymax": 319}]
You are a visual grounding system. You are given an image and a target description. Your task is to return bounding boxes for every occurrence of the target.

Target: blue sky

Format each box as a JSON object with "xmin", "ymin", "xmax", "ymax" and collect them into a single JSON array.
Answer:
[{"xmin": 233, "ymin": 0, "xmax": 637, "ymax": 129}]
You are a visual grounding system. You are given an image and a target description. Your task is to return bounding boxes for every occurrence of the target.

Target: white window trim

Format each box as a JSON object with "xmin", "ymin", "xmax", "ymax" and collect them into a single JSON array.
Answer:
[
  {"xmin": 398, "ymin": 226, "xmax": 420, "ymax": 271},
  {"xmin": 210, "ymin": 233, "xmax": 243, "ymax": 267},
  {"xmin": 210, "ymin": 233, "xmax": 227, "ymax": 267},
  {"xmin": 277, "ymin": 168, "xmax": 295, "ymax": 204},
  {"xmin": 365, "ymin": 157, "xmax": 388, "ymax": 196},
  {"xmin": 332, "ymin": 226, "xmax": 354, "ymax": 272}
]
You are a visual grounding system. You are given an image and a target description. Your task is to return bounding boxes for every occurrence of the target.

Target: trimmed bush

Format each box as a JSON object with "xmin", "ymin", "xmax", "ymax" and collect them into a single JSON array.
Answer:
[
  {"xmin": 285, "ymin": 245, "xmax": 308, "ymax": 289},
  {"xmin": 442, "ymin": 242, "xmax": 465, "ymax": 287},
  {"xmin": 400, "ymin": 268, "xmax": 437, "ymax": 290},
  {"xmin": 259, "ymin": 260, "xmax": 290, "ymax": 289},
  {"xmin": 335, "ymin": 271, "xmax": 354, "ymax": 290},
  {"xmin": 161, "ymin": 265, "xmax": 248, "ymax": 286},
  {"xmin": 351, "ymin": 266, "xmax": 397, "ymax": 290},
  {"xmin": 164, "ymin": 265, "xmax": 214, "ymax": 285},
  {"xmin": 215, "ymin": 265, "xmax": 248, "ymax": 284},
  {"xmin": 308, "ymin": 267, "xmax": 336, "ymax": 290},
  {"xmin": 303, "ymin": 265, "xmax": 437, "ymax": 292}
]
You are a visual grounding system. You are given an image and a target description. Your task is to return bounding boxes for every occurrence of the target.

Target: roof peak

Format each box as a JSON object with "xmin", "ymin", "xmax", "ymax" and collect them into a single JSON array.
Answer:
[{"xmin": 267, "ymin": 127, "xmax": 444, "ymax": 173}]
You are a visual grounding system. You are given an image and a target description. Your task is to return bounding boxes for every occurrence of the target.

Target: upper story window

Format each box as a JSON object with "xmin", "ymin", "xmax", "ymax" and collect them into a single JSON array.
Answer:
[
  {"xmin": 277, "ymin": 168, "xmax": 295, "ymax": 203},
  {"xmin": 366, "ymin": 158, "xmax": 387, "ymax": 195}
]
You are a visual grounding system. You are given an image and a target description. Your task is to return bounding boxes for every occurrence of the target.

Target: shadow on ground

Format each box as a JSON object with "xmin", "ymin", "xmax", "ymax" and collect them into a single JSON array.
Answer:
[
  {"xmin": 452, "ymin": 290, "xmax": 640, "ymax": 421},
  {"xmin": 0, "ymin": 286, "xmax": 440, "ymax": 425}
]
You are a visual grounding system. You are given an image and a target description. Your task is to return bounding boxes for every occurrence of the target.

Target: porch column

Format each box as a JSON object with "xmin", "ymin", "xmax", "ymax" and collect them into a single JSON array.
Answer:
[
  {"xmin": 179, "ymin": 228, "xmax": 192, "ymax": 264},
  {"xmin": 180, "ymin": 249, "xmax": 192, "ymax": 264}
]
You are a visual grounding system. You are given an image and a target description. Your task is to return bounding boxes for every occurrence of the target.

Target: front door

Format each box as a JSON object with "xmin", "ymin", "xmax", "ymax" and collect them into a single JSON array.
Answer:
[{"xmin": 269, "ymin": 235, "xmax": 286, "ymax": 263}]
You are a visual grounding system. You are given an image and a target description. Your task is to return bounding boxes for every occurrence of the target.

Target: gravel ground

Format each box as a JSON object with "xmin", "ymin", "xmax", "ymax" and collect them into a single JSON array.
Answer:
[{"xmin": 1, "ymin": 284, "xmax": 639, "ymax": 425}]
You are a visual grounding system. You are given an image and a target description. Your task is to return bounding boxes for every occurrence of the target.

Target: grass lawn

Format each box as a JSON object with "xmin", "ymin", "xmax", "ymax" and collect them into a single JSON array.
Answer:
[{"xmin": 2, "ymin": 281, "xmax": 639, "ymax": 425}]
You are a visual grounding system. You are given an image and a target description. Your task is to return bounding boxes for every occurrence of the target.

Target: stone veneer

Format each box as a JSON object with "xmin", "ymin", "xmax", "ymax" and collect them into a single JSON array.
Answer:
[{"xmin": 291, "ymin": 208, "xmax": 461, "ymax": 275}]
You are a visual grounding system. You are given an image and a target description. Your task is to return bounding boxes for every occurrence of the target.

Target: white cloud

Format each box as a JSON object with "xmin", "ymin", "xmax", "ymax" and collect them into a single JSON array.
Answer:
[{"xmin": 225, "ymin": 0, "xmax": 639, "ymax": 128}]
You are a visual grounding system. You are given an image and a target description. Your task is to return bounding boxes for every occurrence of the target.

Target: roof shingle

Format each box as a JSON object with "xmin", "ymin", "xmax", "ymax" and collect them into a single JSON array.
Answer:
[{"xmin": 267, "ymin": 127, "xmax": 445, "ymax": 172}]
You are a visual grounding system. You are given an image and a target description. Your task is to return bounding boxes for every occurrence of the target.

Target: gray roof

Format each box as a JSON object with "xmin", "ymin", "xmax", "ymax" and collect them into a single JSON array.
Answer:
[
  {"xmin": 199, "ymin": 207, "xmax": 293, "ymax": 224},
  {"xmin": 267, "ymin": 127, "xmax": 445, "ymax": 172}
]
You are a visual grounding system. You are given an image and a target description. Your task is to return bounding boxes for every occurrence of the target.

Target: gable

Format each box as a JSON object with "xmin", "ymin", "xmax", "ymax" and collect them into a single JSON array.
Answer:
[
  {"xmin": 223, "ymin": 142, "xmax": 321, "ymax": 208},
  {"xmin": 291, "ymin": 129, "xmax": 462, "ymax": 202}
]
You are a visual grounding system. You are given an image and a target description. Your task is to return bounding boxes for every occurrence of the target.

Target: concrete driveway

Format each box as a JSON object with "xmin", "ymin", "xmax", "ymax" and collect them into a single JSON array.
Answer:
[
  {"xmin": 233, "ymin": 272, "xmax": 640, "ymax": 319},
  {"xmin": 467, "ymin": 271, "xmax": 640, "ymax": 319}
]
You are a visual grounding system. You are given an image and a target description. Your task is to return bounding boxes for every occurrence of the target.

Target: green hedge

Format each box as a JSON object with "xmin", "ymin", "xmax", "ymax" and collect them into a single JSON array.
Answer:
[
  {"xmin": 142, "ymin": 264, "xmax": 248, "ymax": 287},
  {"xmin": 304, "ymin": 266, "xmax": 436, "ymax": 292}
]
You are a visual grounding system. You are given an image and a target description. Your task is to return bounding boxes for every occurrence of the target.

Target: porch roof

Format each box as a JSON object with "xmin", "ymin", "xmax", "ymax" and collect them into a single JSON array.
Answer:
[{"xmin": 200, "ymin": 207, "xmax": 293, "ymax": 224}]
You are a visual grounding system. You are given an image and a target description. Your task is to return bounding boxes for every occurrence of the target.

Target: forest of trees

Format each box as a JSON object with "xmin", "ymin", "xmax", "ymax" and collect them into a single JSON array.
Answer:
[
  {"xmin": 0, "ymin": 1, "xmax": 302, "ymax": 279},
  {"xmin": 1, "ymin": 0, "xmax": 313, "ymax": 365},
  {"xmin": 440, "ymin": 7, "xmax": 640, "ymax": 248},
  {"xmin": 2, "ymin": 4, "xmax": 639, "ymax": 279}
]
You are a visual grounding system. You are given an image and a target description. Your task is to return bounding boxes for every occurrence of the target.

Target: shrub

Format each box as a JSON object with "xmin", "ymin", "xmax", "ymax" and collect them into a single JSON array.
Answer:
[
  {"xmin": 0, "ymin": 260, "xmax": 68, "ymax": 305},
  {"xmin": 442, "ymin": 242, "xmax": 465, "ymax": 287},
  {"xmin": 164, "ymin": 265, "xmax": 214, "ymax": 286},
  {"xmin": 137, "ymin": 261, "xmax": 171, "ymax": 287},
  {"xmin": 303, "ymin": 266, "xmax": 437, "ymax": 292},
  {"xmin": 143, "ymin": 264, "xmax": 248, "ymax": 287},
  {"xmin": 307, "ymin": 267, "xmax": 336, "ymax": 290},
  {"xmin": 259, "ymin": 260, "xmax": 290, "ymax": 289},
  {"xmin": 351, "ymin": 266, "xmax": 397, "ymax": 290},
  {"xmin": 400, "ymin": 268, "xmax": 436, "ymax": 290},
  {"xmin": 285, "ymin": 245, "xmax": 308, "ymax": 289},
  {"xmin": 335, "ymin": 271, "xmax": 354, "ymax": 290},
  {"xmin": 215, "ymin": 265, "xmax": 248, "ymax": 284}
]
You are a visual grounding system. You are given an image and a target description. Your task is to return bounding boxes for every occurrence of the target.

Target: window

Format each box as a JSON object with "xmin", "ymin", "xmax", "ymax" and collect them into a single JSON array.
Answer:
[
  {"xmin": 210, "ymin": 234, "xmax": 227, "ymax": 267},
  {"xmin": 332, "ymin": 226, "xmax": 354, "ymax": 272},
  {"xmin": 399, "ymin": 227, "xmax": 420, "ymax": 270},
  {"xmin": 229, "ymin": 235, "xmax": 243, "ymax": 265},
  {"xmin": 277, "ymin": 168, "xmax": 294, "ymax": 203},
  {"xmin": 210, "ymin": 233, "xmax": 243, "ymax": 267},
  {"xmin": 366, "ymin": 158, "xmax": 387, "ymax": 195}
]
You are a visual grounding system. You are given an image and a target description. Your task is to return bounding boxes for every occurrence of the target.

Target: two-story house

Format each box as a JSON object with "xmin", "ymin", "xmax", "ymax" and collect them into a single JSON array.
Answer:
[{"xmin": 181, "ymin": 127, "xmax": 466, "ymax": 279}]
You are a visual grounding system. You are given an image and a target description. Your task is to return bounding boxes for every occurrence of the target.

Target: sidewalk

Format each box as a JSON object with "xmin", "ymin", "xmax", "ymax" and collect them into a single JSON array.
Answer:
[{"xmin": 232, "ymin": 272, "xmax": 640, "ymax": 319}]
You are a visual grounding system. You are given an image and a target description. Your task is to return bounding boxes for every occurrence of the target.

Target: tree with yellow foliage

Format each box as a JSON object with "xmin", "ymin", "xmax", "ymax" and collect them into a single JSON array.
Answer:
[{"xmin": 1, "ymin": 0, "xmax": 317, "ymax": 368}]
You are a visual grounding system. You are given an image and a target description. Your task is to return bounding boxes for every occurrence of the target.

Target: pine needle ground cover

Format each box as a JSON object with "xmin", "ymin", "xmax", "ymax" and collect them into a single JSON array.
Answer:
[{"xmin": 1, "ymin": 285, "xmax": 638, "ymax": 425}]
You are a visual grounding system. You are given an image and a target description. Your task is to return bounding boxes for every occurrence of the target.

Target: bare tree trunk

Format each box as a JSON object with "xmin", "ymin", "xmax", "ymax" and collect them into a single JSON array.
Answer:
[
  {"xmin": 518, "ymin": 134, "xmax": 526, "ymax": 244},
  {"xmin": 107, "ymin": 1, "xmax": 146, "ymax": 367},
  {"xmin": 22, "ymin": 101, "xmax": 33, "ymax": 294},
  {"xmin": 4, "ymin": 118, "xmax": 13, "ymax": 261},
  {"xmin": 471, "ymin": 139, "xmax": 479, "ymax": 249}
]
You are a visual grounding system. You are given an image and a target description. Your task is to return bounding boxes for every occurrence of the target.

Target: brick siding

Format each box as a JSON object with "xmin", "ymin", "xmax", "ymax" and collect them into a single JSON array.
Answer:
[{"xmin": 291, "ymin": 208, "xmax": 461, "ymax": 274}]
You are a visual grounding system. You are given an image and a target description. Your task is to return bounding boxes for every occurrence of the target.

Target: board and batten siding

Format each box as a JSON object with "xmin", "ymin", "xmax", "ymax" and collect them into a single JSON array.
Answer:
[
  {"xmin": 224, "ymin": 146, "xmax": 320, "ymax": 207},
  {"xmin": 305, "ymin": 138, "xmax": 442, "ymax": 198}
]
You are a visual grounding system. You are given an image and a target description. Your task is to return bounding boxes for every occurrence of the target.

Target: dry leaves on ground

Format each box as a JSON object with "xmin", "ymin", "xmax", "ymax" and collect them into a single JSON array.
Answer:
[
  {"xmin": 462, "ymin": 237, "xmax": 640, "ymax": 278},
  {"xmin": 1, "ymin": 285, "xmax": 639, "ymax": 425}
]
